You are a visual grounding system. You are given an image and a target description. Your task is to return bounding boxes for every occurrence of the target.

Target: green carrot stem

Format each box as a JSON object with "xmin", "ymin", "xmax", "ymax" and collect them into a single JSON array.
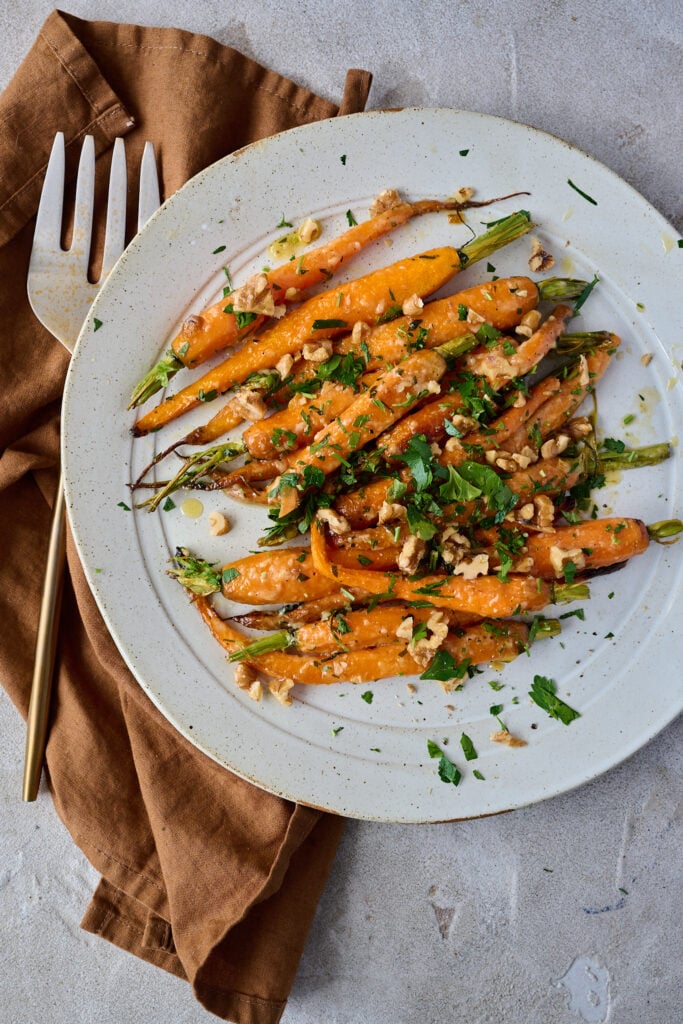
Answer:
[
  {"xmin": 537, "ymin": 278, "xmax": 590, "ymax": 301},
  {"xmin": 598, "ymin": 441, "xmax": 671, "ymax": 471},
  {"xmin": 128, "ymin": 351, "xmax": 184, "ymax": 409},
  {"xmin": 229, "ymin": 630, "xmax": 295, "ymax": 661},
  {"xmin": 167, "ymin": 547, "xmax": 222, "ymax": 596},
  {"xmin": 552, "ymin": 582, "xmax": 590, "ymax": 604},
  {"xmin": 435, "ymin": 334, "xmax": 478, "ymax": 360},
  {"xmin": 530, "ymin": 617, "xmax": 562, "ymax": 640},
  {"xmin": 647, "ymin": 518, "xmax": 683, "ymax": 541},
  {"xmin": 138, "ymin": 440, "xmax": 246, "ymax": 512},
  {"xmin": 456, "ymin": 211, "xmax": 534, "ymax": 267},
  {"xmin": 555, "ymin": 331, "xmax": 613, "ymax": 354}
]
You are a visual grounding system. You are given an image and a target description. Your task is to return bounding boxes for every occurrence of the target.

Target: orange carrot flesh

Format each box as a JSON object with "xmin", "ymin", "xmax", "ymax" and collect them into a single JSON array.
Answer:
[
  {"xmin": 310, "ymin": 519, "xmax": 553, "ymax": 617},
  {"xmin": 504, "ymin": 343, "xmax": 618, "ymax": 453},
  {"xmin": 335, "ymin": 276, "xmax": 539, "ymax": 369},
  {"xmin": 195, "ymin": 596, "xmax": 526, "ymax": 685},
  {"xmin": 220, "ymin": 547, "xmax": 341, "ymax": 604},
  {"xmin": 512, "ymin": 518, "xmax": 649, "ymax": 578},
  {"xmin": 293, "ymin": 604, "xmax": 482, "ymax": 656},
  {"xmin": 284, "ymin": 348, "xmax": 448, "ymax": 488},
  {"xmin": 133, "ymin": 247, "xmax": 461, "ymax": 437},
  {"xmin": 169, "ymin": 202, "xmax": 423, "ymax": 368}
]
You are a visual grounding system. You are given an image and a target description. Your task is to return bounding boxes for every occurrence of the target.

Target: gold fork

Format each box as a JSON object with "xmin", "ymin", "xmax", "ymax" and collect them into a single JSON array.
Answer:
[{"xmin": 24, "ymin": 132, "xmax": 160, "ymax": 800}]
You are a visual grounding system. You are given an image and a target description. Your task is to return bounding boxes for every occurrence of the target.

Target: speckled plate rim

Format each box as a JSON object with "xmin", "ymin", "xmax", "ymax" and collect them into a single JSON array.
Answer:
[{"xmin": 62, "ymin": 108, "xmax": 683, "ymax": 823}]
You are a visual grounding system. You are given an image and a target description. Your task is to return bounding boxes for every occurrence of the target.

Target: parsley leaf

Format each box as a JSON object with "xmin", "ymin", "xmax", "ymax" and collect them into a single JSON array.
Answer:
[
  {"xmin": 420, "ymin": 650, "xmax": 471, "ymax": 683},
  {"xmin": 427, "ymin": 740, "xmax": 461, "ymax": 786},
  {"xmin": 529, "ymin": 675, "xmax": 581, "ymax": 725},
  {"xmin": 460, "ymin": 733, "xmax": 478, "ymax": 761},
  {"xmin": 396, "ymin": 434, "xmax": 434, "ymax": 491}
]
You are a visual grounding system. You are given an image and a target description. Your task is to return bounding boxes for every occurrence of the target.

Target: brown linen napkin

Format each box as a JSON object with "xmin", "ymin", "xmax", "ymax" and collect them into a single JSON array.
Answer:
[{"xmin": 0, "ymin": 10, "xmax": 372, "ymax": 1023}]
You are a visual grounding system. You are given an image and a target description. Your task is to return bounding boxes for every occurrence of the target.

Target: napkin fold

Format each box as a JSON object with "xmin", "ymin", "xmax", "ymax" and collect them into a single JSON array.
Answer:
[{"xmin": 0, "ymin": 10, "xmax": 372, "ymax": 1022}]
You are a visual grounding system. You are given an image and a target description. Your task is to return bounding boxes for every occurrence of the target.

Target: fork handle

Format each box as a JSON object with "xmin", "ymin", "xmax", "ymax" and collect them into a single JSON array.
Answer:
[{"xmin": 22, "ymin": 469, "xmax": 66, "ymax": 801}]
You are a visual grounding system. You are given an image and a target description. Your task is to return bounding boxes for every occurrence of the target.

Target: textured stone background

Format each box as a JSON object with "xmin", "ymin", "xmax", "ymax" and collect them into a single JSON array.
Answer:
[{"xmin": 1, "ymin": 3, "xmax": 681, "ymax": 1022}]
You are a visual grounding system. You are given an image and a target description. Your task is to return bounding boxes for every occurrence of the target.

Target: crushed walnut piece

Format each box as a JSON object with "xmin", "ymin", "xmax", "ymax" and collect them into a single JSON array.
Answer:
[
  {"xmin": 298, "ymin": 217, "xmax": 321, "ymax": 244},
  {"xmin": 397, "ymin": 535, "xmax": 426, "ymax": 574},
  {"xmin": 208, "ymin": 511, "xmax": 230, "ymax": 536},
  {"xmin": 302, "ymin": 339, "xmax": 334, "ymax": 362},
  {"xmin": 515, "ymin": 493, "xmax": 556, "ymax": 532},
  {"xmin": 549, "ymin": 545, "xmax": 585, "ymax": 578},
  {"xmin": 490, "ymin": 731, "xmax": 527, "ymax": 747},
  {"xmin": 369, "ymin": 188, "xmax": 404, "ymax": 217},
  {"xmin": 228, "ymin": 272, "xmax": 285, "ymax": 319},
  {"xmin": 540, "ymin": 433, "xmax": 571, "ymax": 459},
  {"xmin": 275, "ymin": 352, "xmax": 294, "ymax": 379},
  {"xmin": 567, "ymin": 416, "xmax": 593, "ymax": 440},
  {"xmin": 378, "ymin": 501, "xmax": 407, "ymax": 525},
  {"xmin": 402, "ymin": 293, "xmax": 424, "ymax": 317},
  {"xmin": 451, "ymin": 552, "xmax": 490, "ymax": 580},
  {"xmin": 452, "ymin": 186, "xmax": 474, "ymax": 204},
  {"xmin": 528, "ymin": 237, "xmax": 555, "ymax": 273},
  {"xmin": 230, "ymin": 389, "xmax": 268, "ymax": 422},
  {"xmin": 234, "ymin": 663, "xmax": 263, "ymax": 702},
  {"xmin": 316, "ymin": 509, "xmax": 351, "ymax": 535},
  {"xmin": 411, "ymin": 611, "xmax": 450, "ymax": 667},
  {"xmin": 268, "ymin": 677, "xmax": 295, "ymax": 706},
  {"xmin": 351, "ymin": 320, "xmax": 371, "ymax": 345},
  {"xmin": 641, "ymin": 352, "xmax": 653, "ymax": 366},
  {"xmin": 395, "ymin": 616, "xmax": 414, "ymax": 642}
]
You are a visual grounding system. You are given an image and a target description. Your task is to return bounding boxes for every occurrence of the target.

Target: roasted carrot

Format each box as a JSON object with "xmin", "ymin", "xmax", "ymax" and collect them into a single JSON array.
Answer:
[
  {"xmin": 169, "ymin": 546, "xmax": 343, "ymax": 605},
  {"xmin": 133, "ymin": 211, "xmax": 535, "ymax": 435},
  {"xmin": 128, "ymin": 198, "xmax": 463, "ymax": 407},
  {"xmin": 195, "ymin": 594, "xmax": 528, "ymax": 686},
  {"xmin": 489, "ymin": 517, "xmax": 650, "ymax": 578},
  {"xmin": 170, "ymin": 196, "xmax": 502, "ymax": 370},
  {"xmin": 310, "ymin": 518, "xmax": 560, "ymax": 617},
  {"xmin": 503, "ymin": 340, "xmax": 618, "ymax": 453},
  {"xmin": 334, "ymin": 276, "xmax": 539, "ymax": 367},
  {"xmin": 379, "ymin": 304, "xmax": 573, "ymax": 459},
  {"xmin": 278, "ymin": 346, "xmax": 452, "ymax": 499},
  {"xmin": 242, "ymin": 373, "xmax": 383, "ymax": 460},
  {"xmin": 133, "ymin": 246, "xmax": 461, "ymax": 437}
]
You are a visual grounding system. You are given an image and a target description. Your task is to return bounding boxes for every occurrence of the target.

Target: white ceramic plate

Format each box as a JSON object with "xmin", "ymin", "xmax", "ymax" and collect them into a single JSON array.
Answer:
[{"xmin": 62, "ymin": 109, "xmax": 683, "ymax": 823}]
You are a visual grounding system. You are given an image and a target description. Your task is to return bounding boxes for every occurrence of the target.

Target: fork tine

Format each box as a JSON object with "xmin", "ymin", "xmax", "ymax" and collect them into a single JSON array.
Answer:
[
  {"xmin": 70, "ymin": 134, "xmax": 96, "ymax": 271},
  {"xmin": 138, "ymin": 141, "xmax": 161, "ymax": 231},
  {"xmin": 33, "ymin": 132, "xmax": 66, "ymax": 253},
  {"xmin": 100, "ymin": 138, "xmax": 128, "ymax": 279}
]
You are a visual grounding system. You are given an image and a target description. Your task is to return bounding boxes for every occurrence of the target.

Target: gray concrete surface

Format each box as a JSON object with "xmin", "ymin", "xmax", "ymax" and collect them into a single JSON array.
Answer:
[{"xmin": 1, "ymin": 2, "xmax": 681, "ymax": 1022}]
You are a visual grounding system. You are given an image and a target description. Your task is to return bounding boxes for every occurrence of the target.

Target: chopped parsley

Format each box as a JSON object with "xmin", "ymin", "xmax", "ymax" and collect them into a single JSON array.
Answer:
[
  {"xmin": 460, "ymin": 733, "xmax": 478, "ymax": 761},
  {"xmin": 420, "ymin": 650, "xmax": 471, "ymax": 683},
  {"xmin": 361, "ymin": 690, "xmax": 374, "ymax": 704},
  {"xmin": 529, "ymin": 674, "xmax": 580, "ymax": 725},
  {"xmin": 427, "ymin": 740, "xmax": 461, "ymax": 786},
  {"xmin": 567, "ymin": 179, "xmax": 598, "ymax": 205}
]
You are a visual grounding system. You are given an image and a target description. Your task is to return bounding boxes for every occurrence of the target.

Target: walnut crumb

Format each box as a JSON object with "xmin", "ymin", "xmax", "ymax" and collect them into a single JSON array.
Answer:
[
  {"xmin": 268, "ymin": 677, "xmax": 295, "ymax": 706},
  {"xmin": 528, "ymin": 237, "xmax": 555, "ymax": 272},
  {"xmin": 402, "ymin": 293, "xmax": 424, "ymax": 317},
  {"xmin": 641, "ymin": 352, "xmax": 653, "ymax": 366},
  {"xmin": 208, "ymin": 511, "xmax": 230, "ymax": 536},
  {"xmin": 228, "ymin": 273, "xmax": 285, "ymax": 318},
  {"xmin": 316, "ymin": 509, "xmax": 351, "ymax": 535},
  {"xmin": 490, "ymin": 731, "xmax": 527, "ymax": 747},
  {"xmin": 369, "ymin": 188, "xmax": 404, "ymax": 216},
  {"xmin": 302, "ymin": 339, "xmax": 334, "ymax": 362},
  {"xmin": 397, "ymin": 535, "xmax": 426, "ymax": 574},
  {"xmin": 231, "ymin": 389, "xmax": 268, "ymax": 421}
]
